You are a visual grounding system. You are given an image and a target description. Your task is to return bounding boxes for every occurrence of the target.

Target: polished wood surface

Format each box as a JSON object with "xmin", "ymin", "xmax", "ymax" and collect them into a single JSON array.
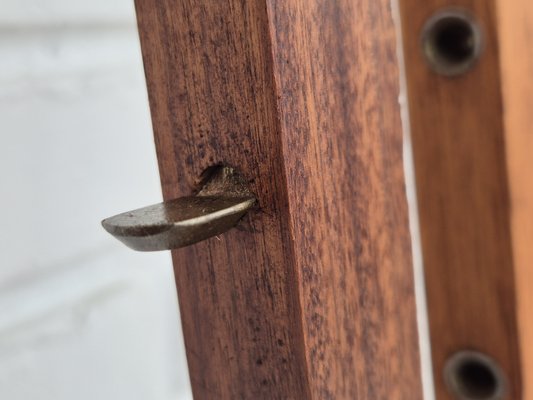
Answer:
[
  {"xmin": 399, "ymin": 0, "xmax": 532, "ymax": 398},
  {"xmin": 135, "ymin": 0, "xmax": 422, "ymax": 398}
]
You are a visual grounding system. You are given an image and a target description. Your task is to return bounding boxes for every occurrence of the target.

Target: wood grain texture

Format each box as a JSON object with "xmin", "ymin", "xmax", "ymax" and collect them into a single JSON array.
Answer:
[
  {"xmin": 399, "ymin": 0, "xmax": 532, "ymax": 398},
  {"xmin": 135, "ymin": 0, "xmax": 422, "ymax": 398}
]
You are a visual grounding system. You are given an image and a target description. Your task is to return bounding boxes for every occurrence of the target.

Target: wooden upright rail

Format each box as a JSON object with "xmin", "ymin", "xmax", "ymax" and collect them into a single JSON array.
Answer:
[
  {"xmin": 134, "ymin": 0, "xmax": 422, "ymax": 398},
  {"xmin": 400, "ymin": 0, "xmax": 533, "ymax": 398}
]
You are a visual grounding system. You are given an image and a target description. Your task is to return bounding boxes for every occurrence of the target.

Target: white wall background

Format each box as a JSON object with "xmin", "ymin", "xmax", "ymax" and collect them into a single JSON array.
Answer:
[{"xmin": 0, "ymin": 1, "xmax": 193, "ymax": 399}]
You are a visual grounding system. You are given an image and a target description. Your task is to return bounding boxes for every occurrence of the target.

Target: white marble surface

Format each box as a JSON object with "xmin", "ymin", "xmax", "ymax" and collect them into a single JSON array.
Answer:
[{"xmin": 0, "ymin": 0, "xmax": 192, "ymax": 399}]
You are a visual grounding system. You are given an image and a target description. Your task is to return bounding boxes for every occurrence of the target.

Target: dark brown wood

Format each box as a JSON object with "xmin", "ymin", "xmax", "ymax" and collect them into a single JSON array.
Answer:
[
  {"xmin": 135, "ymin": 0, "xmax": 422, "ymax": 398},
  {"xmin": 399, "ymin": 0, "xmax": 533, "ymax": 398}
]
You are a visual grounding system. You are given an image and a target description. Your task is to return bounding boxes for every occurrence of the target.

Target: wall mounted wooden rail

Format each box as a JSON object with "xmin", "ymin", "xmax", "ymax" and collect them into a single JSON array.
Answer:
[
  {"xmin": 399, "ymin": 0, "xmax": 533, "ymax": 398},
  {"xmin": 134, "ymin": 0, "xmax": 422, "ymax": 398}
]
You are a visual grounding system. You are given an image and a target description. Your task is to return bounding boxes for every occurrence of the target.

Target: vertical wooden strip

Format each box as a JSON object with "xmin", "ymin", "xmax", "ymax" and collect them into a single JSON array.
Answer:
[
  {"xmin": 266, "ymin": 1, "xmax": 422, "ymax": 398},
  {"xmin": 135, "ymin": 0, "xmax": 422, "ymax": 398},
  {"xmin": 135, "ymin": 2, "xmax": 310, "ymax": 398},
  {"xmin": 496, "ymin": 1, "xmax": 533, "ymax": 397},
  {"xmin": 399, "ymin": 0, "xmax": 527, "ymax": 398}
]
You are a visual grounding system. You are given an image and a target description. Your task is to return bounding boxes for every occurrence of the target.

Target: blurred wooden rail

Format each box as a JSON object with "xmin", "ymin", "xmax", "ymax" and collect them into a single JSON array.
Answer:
[{"xmin": 399, "ymin": 0, "xmax": 533, "ymax": 398}]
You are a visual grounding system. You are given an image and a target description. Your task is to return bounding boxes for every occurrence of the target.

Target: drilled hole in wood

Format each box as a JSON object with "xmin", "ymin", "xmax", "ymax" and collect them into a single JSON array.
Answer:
[
  {"xmin": 422, "ymin": 10, "xmax": 482, "ymax": 76},
  {"xmin": 444, "ymin": 351, "xmax": 506, "ymax": 400}
]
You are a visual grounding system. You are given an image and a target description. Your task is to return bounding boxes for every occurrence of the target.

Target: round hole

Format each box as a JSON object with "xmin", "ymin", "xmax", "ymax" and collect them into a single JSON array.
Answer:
[
  {"xmin": 421, "ymin": 10, "xmax": 483, "ymax": 76},
  {"xmin": 444, "ymin": 351, "xmax": 506, "ymax": 400}
]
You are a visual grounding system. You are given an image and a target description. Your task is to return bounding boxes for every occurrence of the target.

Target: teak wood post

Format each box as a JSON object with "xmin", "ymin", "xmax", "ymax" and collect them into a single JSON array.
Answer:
[
  {"xmin": 399, "ymin": 0, "xmax": 533, "ymax": 398},
  {"xmin": 135, "ymin": 1, "xmax": 422, "ymax": 398}
]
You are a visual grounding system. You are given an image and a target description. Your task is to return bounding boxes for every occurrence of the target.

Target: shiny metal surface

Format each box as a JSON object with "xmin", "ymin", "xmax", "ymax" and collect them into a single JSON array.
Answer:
[{"xmin": 102, "ymin": 167, "xmax": 256, "ymax": 251}]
